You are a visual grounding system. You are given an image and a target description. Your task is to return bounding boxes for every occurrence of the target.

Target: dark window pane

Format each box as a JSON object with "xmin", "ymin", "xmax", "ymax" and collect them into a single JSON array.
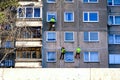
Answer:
[
  {"xmin": 89, "ymin": 13, "xmax": 97, "ymax": 21},
  {"xmin": 26, "ymin": 8, "xmax": 33, "ymax": 18},
  {"xmin": 65, "ymin": 32, "xmax": 73, "ymax": 41},
  {"xmin": 84, "ymin": 32, "xmax": 88, "ymax": 41},
  {"xmin": 84, "ymin": 13, "xmax": 88, "ymax": 21},
  {"xmin": 34, "ymin": 8, "xmax": 40, "ymax": 17}
]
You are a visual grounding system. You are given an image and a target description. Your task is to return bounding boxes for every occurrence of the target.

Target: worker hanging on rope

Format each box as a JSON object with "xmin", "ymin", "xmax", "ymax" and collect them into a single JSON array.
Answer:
[
  {"xmin": 75, "ymin": 47, "xmax": 81, "ymax": 59},
  {"xmin": 60, "ymin": 47, "xmax": 66, "ymax": 60},
  {"xmin": 49, "ymin": 16, "xmax": 56, "ymax": 31}
]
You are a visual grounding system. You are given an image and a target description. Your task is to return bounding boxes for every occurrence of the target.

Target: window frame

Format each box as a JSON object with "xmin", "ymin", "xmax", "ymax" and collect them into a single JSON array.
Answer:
[
  {"xmin": 83, "ymin": 11, "xmax": 99, "ymax": 22},
  {"xmin": 46, "ymin": 51, "xmax": 57, "ymax": 62},
  {"xmin": 83, "ymin": 0, "xmax": 98, "ymax": 3},
  {"xmin": 46, "ymin": 32, "xmax": 57, "ymax": 42},
  {"xmin": 109, "ymin": 34, "xmax": 120, "ymax": 44},
  {"xmin": 64, "ymin": 51, "xmax": 74, "ymax": 62},
  {"xmin": 47, "ymin": 11, "xmax": 57, "ymax": 22},
  {"xmin": 20, "ymin": 27, "xmax": 41, "ymax": 38},
  {"xmin": 16, "ymin": 49, "xmax": 41, "ymax": 59},
  {"xmin": 17, "ymin": 7, "xmax": 42, "ymax": 18},
  {"xmin": 84, "ymin": 51, "xmax": 99, "ymax": 62},
  {"xmin": 64, "ymin": 32, "xmax": 74, "ymax": 42},
  {"xmin": 108, "ymin": 0, "xmax": 120, "ymax": 6},
  {"xmin": 109, "ymin": 54, "xmax": 120, "ymax": 64},
  {"xmin": 84, "ymin": 32, "xmax": 99, "ymax": 42},
  {"xmin": 47, "ymin": 0, "xmax": 56, "ymax": 3},
  {"xmin": 64, "ymin": 0, "xmax": 74, "ymax": 3},
  {"xmin": 108, "ymin": 15, "xmax": 120, "ymax": 25},
  {"xmin": 64, "ymin": 11, "xmax": 74, "ymax": 22}
]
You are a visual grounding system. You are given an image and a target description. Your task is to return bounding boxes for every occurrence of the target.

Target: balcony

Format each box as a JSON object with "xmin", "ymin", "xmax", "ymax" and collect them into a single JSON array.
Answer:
[
  {"xmin": 18, "ymin": 0, "xmax": 39, "ymax": 1},
  {"xmin": 15, "ymin": 59, "xmax": 42, "ymax": 68},
  {"xmin": 16, "ymin": 21, "xmax": 42, "ymax": 27},
  {"xmin": 16, "ymin": 40, "xmax": 42, "ymax": 47}
]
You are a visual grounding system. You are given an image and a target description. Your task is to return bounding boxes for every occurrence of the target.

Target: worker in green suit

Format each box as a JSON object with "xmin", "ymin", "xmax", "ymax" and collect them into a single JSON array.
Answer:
[
  {"xmin": 75, "ymin": 47, "xmax": 81, "ymax": 59},
  {"xmin": 60, "ymin": 47, "xmax": 66, "ymax": 60},
  {"xmin": 49, "ymin": 17, "xmax": 56, "ymax": 31}
]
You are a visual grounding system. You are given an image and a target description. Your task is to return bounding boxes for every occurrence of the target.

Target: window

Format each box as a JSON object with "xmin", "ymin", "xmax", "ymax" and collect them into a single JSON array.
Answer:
[
  {"xmin": 47, "ymin": 0, "xmax": 56, "ymax": 3},
  {"xmin": 4, "ymin": 41, "xmax": 13, "ymax": 48},
  {"xmin": 83, "ymin": 0, "xmax": 98, "ymax": 3},
  {"xmin": 83, "ymin": 12, "xmax": 99, "ymax": 22},
  {"xmin": 109, "ymin": 54, "xmax": 120, "ymax": 64},
  {"xmin": 18, "ymin": 7, "xmax": 41, "ymax": 18},
  {"xmin": 84, "ymin": 32, "xmax": 99, "ymax": 42},
  {"xmin": 20, "ymin": 27, "xmax": 41, "ymax": 38},
  {"xmin": 47, "ymin": 12, "xmax": 57, "ymax": 22},
  {"xmin": 16, "ymin": 48, "xmax": 41, "ymax": 59},
  {"xmin": 64, "ymin": 32, "xmax": 74, "ymax": 42},
  {"xmin": 65, "ymin": 0, "xmax": 74, "ymax": 2},
  {"xmin": 108, "ymin": 15, "xmax": 120, "ymax": 25},
  {"xmin": 108, "ymin": 0, "xmax": 120, "ymax": 6},
  {"xmin": 4, "ymin": 24, "xmax": 11, "ymax": 30},
  {"xmin": 84, "ymin": 51, "xmax": 99, "ymax": 62},
  {"xmin": 64, "ymin": 12, "xmax": 74, "ymax": 22},
  {"xmin": 47, "ymin": 52, "xmax": 56, "ymax": 62},
  {"xmin": 46, "ymin": 32, "xmax": 56, "ymax": 42},
  {"xmin": 109, "ymin": 34, "xmax": 120, "ymax": 44},
  {"xmin": 64, "ymin": 52, "xmax": 74, "ymax": 62}
]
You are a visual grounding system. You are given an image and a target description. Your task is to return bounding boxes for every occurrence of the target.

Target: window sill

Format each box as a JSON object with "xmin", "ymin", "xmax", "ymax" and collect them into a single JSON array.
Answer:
[
  {"xmin": 108, "ymin": 43, "xmax": 120, "ymax": 45},
  {"xmin": 84, "ymin": 61, "xmax": 100, "ymax": 63},
  {"xmin": 47, "ymin": 2, "xmax": 56, "ymax": 3},
  {"xmin": 83, "ymin": 21, "xmax": 99, "ymax": 23},
  {"xmin": 84, "ymin": 41, "xmax": 99, "ymax": 43},
  {"xmin": 108, "ymin": 24, "xmax": 120, "ymax": 26},
  {"xmin": 109, "ymin": 63, "xmax": 120, "ymax": 65},
  {"xmin": 83, "ymin": 2, "xmax": 99, "ymax": 4},
  {"xmin": 64, "ymin": 21, "xmax": 74, "ymax": 23},
  {"xmin": 107, "ymin": 5, "xmax": 120, "ymax": 6},
  {"xmin": 64, "ymin": 61, "xmax": 74, "ymax": 63},
  {"xmin": 46, "ymin": 41, "xmax": 56, "ymax": 43},
  {"xmin": 47, "ymin": 61, "xmax": 56, "ymax": 63},
  {"xmin": 64, "ymin": 1, "xmax": 74, "ymax": 3},
  {"xmin": 64, "ymin": 41, "xmax": 74, "ymax": 43}
]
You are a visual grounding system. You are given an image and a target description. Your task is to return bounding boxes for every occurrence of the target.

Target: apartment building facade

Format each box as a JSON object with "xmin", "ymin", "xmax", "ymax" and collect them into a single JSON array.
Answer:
[
  {"xmin": 42, "ymin": 0, "xmax": 108, "ymax": 68},
  {"xmin": 15, "ymin": 0, "xmax": 42, "ymax": 68},
  {"xmin": 108, "ymin": 0, "xmax": 120, "ymax": 68}
]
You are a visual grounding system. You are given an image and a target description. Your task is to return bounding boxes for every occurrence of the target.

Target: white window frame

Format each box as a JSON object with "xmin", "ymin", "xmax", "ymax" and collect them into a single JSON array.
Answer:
[
  {"xmin": 64, "ymin": 11, "xmax": 74, "ymax": 22},
  {"xmin": 108, "ymin": 0, "xmax": 120, "ymax": 6},
  {"xmin": 46, "ymin": 32, "xmax": 57, "ymax": 42},
  {"xmin": 47, "ymin": 0, "xmax": 56, "ymax": 3},
  {"xmin": 83, "ymin": 0, "xmax": 98, "ymax": 3},
  {"xmin": 17, "ymin": 7, "xmax": 42, "ymax": 18},
  {"xmin": 84, "ymin": 32, "xmax": 99, "ymax": 42},
  {"xmin": 47, "ymin": 11, "xmax": 57, "ymax": 22},
  {"xmin": 109, "ymin": 54, "xmax": 120, "ymax": 64},
  {"xmin": 64, "ymin": 0, "xmax": 74, "ymax": 3},
  {"xmin": 64, "ymin": 32, "xmax": 74, "ymax": 42},
  {"xmin": 84, "ymin": 51, "xmax": 99, "ymax": 62},
  {"xmin": 47, "ymin": 52, "xmax": 57, "ymax": 62},
  {"xmin": 83, "ymin": 11, "xmax": 99, "ymax": 22},
  {"xmin": 64, "ymin": 51, "xmax": 74, "ymax": 62},
  {"xmin": 108, "ymin": 15, "xmax": 120, "ymax": 25},
  {"xmin": 109, "ymin": 34, "xmax": 120, "ymax": 44}
]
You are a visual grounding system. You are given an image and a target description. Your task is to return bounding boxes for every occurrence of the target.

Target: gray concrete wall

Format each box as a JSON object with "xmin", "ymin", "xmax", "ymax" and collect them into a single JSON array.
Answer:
[
  {"xmin": 42, "ymin": 0, "xmax": 108, "ymax": 68},
  {"xmin": 0, "ymin": 68, "xmax": 120, "ymax": 80},
  {"xmin": 43, "ymin": 31, "xmax": 108, "ymax": 68}
]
